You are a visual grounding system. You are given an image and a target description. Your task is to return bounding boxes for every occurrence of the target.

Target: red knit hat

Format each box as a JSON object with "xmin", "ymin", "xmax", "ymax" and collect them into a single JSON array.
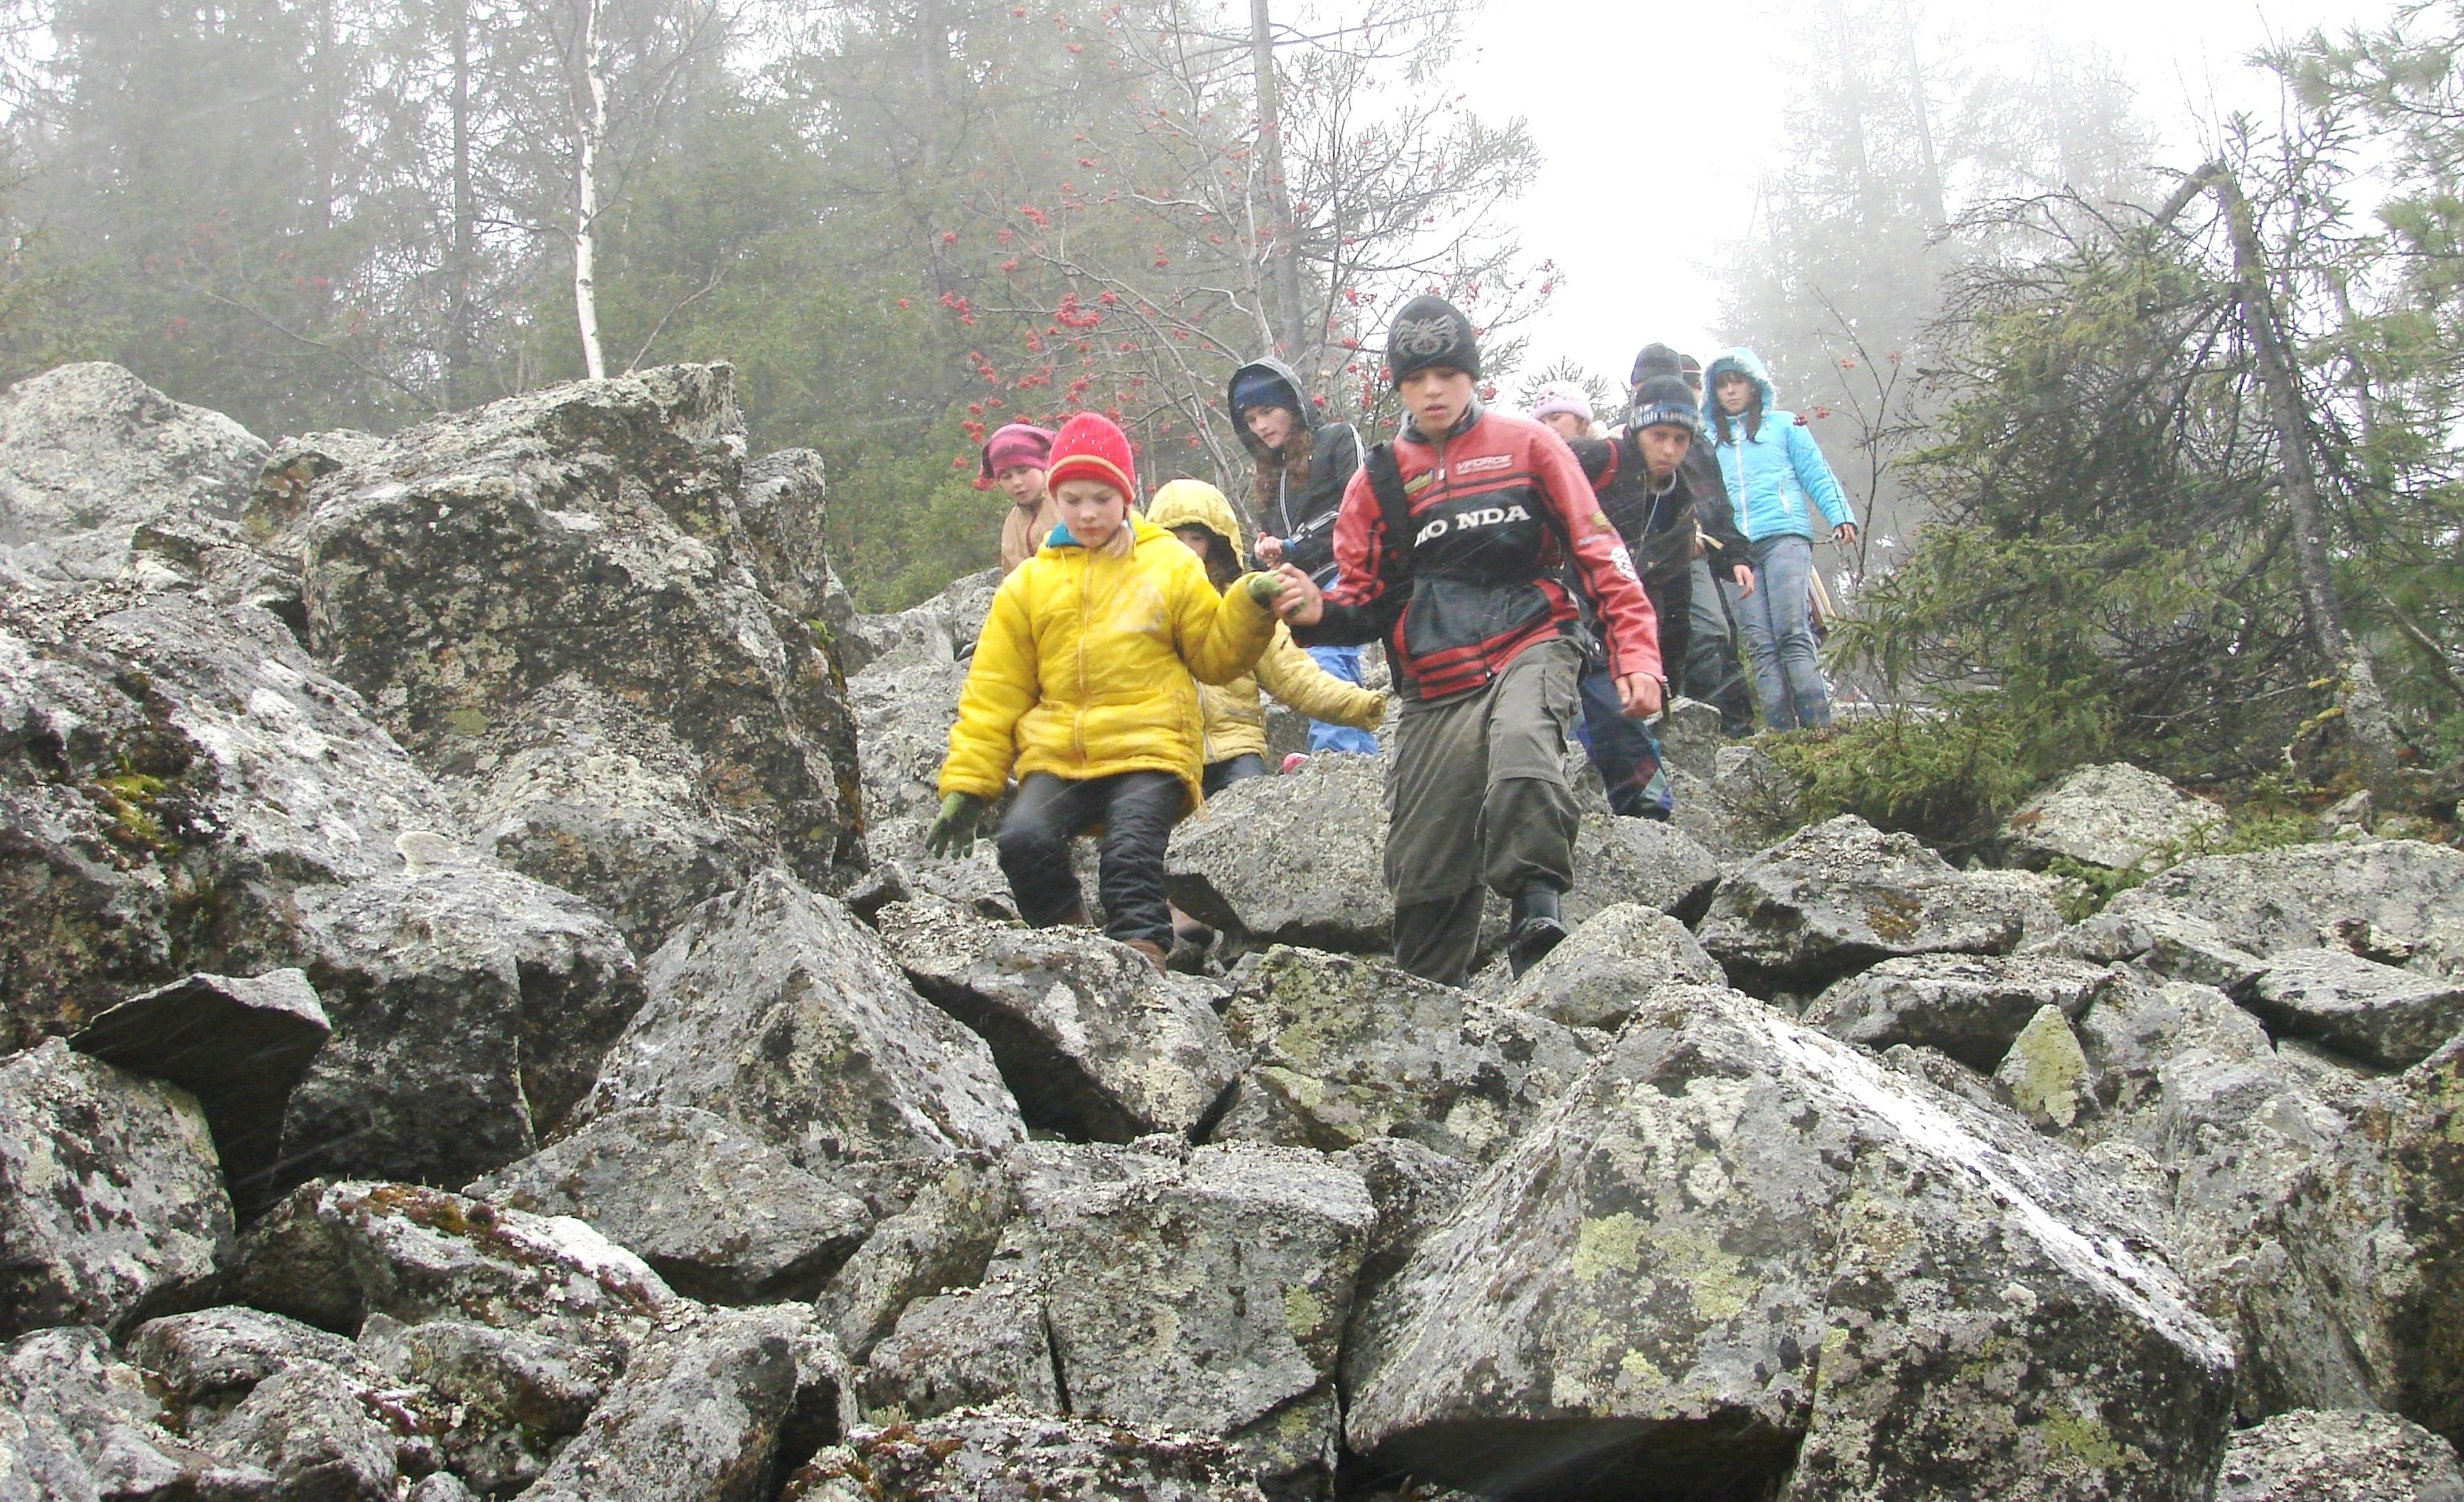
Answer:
[{"xmin": 1044, "ymin": 412, "xmax": 1137, "ymax": 500}]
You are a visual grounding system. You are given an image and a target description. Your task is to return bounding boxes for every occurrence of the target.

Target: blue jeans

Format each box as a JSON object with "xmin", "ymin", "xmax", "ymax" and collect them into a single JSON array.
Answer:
[
  {"xmin": 1724, "ymin": 534, "xmax": 1833, "ymax": 731},
  {"xmin": 1303, "ymin": 645, "xmax": 1380, "ymax": 754},
  {"xmin": 1574, "ymin": 663, "xmax": 1670, "ymax": 818}
]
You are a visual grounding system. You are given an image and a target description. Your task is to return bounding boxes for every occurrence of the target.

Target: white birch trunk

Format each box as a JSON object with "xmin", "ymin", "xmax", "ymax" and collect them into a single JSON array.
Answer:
[{"xmin": 573, "ymin": 0, "xmax": 607, "ymax": 380}]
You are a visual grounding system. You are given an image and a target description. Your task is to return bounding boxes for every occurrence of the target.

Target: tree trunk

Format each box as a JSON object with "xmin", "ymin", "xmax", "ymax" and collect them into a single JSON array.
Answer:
[
  {"xmin": 1895, "ymin": 0, "xmax": 1947, "ymax": 229},
  {"xmin": 1822, "ymin": 0, "xmax": 1875, "ymax": 228},
  {"xmin": 2199, "ymin": 164, "xmax": 2403, "ymax": 791},
  {"xmin": 916, "ymin": 0, "xmax": 944, "ymax": 176},
  {"xmin": 573, "ymin": 0, "xmax": 606, "ymax": 380},
  {"xmin": 1250, "ymin": 0, "xmax": 1306, "ymax": 361}
]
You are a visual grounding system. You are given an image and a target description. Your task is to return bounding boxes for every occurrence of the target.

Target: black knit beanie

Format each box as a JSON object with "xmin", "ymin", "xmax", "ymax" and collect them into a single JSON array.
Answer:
[
  {"xmin": 1628, "ymin": 374, "xmax": 1704, "ymax": 437},
  {"xmin": 1386, "ymin": 295, "xmax": 1480, "ymax": 386},
  {"xmin": 1629, "ymin": 342, "xmax": 1684, "ymax": 387}
]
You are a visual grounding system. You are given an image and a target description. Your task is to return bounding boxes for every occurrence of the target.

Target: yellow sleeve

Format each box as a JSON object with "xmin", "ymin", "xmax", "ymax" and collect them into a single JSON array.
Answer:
[
  {"xmin": 1172, "ymin": 563, "xmax": 1278, "ymax": 686},
  {"xmin": 938, "ymin": 575, "xmax": 1038, "ymax": 800},
  {"xmin": 1252, "ymin": 626, "xmax": 1385, "ymax": 729}
]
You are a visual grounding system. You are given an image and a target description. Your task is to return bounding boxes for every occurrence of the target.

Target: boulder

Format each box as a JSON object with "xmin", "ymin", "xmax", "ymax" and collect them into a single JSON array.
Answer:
[
  {"xmin": 0, "ymin": 1041, "xmax": 229, "ymax": 1339},
  {"xmin": 298, "ymin": 364, "xmax": 865, "ymax": 949},
  {"xmin": 0, "ymin": 1323, "xmax": 270, "ymax": 1499},
  {"xmin": 221, "ymin": 1180, "xmax": 674, "ymax": 1363},
  {"xmin": 1005, "ymin": 1140, "xmax": 1376, "ymax": 1492},
  {"xmin": 839, "ymin": 568, "xmax": 999, "ymax": 674},
  {"xmin": 0, "ymin": 362, "xmax": 268, "ymax": 583},
  {"xmin": 275, "ymin": 862, "xmax": 645, "ymax": 1193},
  {"xmin": 818, "ymin": 1154, "xmax": 1015, "ymax": 1362},
  {"xmin": 736, "ymin": 448, "xmax": 846, "ymax": 630},
  {"xmin": 788, "ymin": 1408, "xmax": 1268, "ymax": 1502},
  {"xmin": 128, "ymin": 1305, "xmax": 371, "ymax": 1416},
  {"xmin": 849, "ymin": 658, "xmax": 969, "ymax": 826},
  {"xmin": 1215, "ymin": 946, "xmax": 1605, "ymax": 1163},
  {"xmin": 1166, "ymin": 754, "xmax": 1391, "ymax": 952},
  {"xmin": 358, "ymin": 1312, "xmax": 609, "ymax": 1495},
  {"xmin": 67, "ymin": 968, "xmax": 328, "ymax": 1213},
  {"xmin": 202, "ymin": 1358, "xmax": 400, "ymax": 1500},
  {"xmin": 1801, "ymin": 952, "xmax": 2125, "ymax": 1073},
  {"xmin": 2003, "ymin": 763, "xmax": 2227, "ymax": 872},
  {"xmin": 857, "ymin": 1267, "xmax": 1058, "ymax": 1422},
  {"xmin": 1343, "ymin": 982, "xmax": 2236, "ymax": 1502},
  {"xmin": 0, "ymin": 588, "xmax": 646, "ymax": 1192},
  {"xmin": 1993, "ymin": 1003, "xmax": 2094, "ymax": 1131},
  {"xmin": 467, "ymin": 1105, "xmax": 871, "ymax": 1306},
  {"xmin": 1336, "ymin": 1136, "xmax": 1477, "ymax": 1313},
  {"xmin": 1574, "ymin": 809, "xmax": 1723, "ymax": 924},
  {"xmin": 1695, "ymin": 814, "xmax": 2068, "ymax": 994},
  {"xmin": 875, "ymin": 900, "xmax": 1240, "ymax": 1142},
  {"xmin": 2105, "ymin": 840, "xmax": 2464, "ymax": 977},
  {"xmin": 2215, "ymin": 1409, "xmax": 2464, "ymax": 1502},
  {"xmin": 584, "ymin": 870, "xmax": 1023, "ymax": 1174},
  {"xmin": 2036, "ymin": 906, "xmax": 2268, "ymax": 996},
  {"xmin": 525, "ymin": 1305, "xmax": 841, "ymax": 1502},
  {"xmin": 2245, "ymin": 949, "xmax": 2464, "ymax": 1070},
  {"xmin": 1493, "ymin": 902, "xmax": 1725, "ymax": 1032}
]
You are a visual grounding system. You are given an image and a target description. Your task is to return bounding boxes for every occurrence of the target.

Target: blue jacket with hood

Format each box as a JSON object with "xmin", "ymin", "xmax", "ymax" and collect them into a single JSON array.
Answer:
[{"xmin": 1699, "ymin": 348, "xmax": 1854, "ymax": 542}]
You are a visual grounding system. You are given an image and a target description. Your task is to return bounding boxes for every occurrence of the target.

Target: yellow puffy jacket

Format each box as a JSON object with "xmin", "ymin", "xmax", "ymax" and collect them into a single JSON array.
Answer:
[
  {"xmin": 1146, "ymin": 480, "xmax": 1386, "ymax": 765},
  {"xmin": 938, "ymin": 510, "xmax": 1279, "ymax": 816}
]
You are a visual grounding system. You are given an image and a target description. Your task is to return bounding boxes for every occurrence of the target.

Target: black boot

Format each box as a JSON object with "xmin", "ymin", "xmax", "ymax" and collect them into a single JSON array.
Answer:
[{"xmin": 1507, "ymin": 884, "xmax": 1568, "ymax": 979}]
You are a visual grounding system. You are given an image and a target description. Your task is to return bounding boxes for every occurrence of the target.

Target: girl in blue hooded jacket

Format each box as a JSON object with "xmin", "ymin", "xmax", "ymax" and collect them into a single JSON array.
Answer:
[{"xmin": 1701, "ymin": 348, "xmax": 1858, "ymax": 731}]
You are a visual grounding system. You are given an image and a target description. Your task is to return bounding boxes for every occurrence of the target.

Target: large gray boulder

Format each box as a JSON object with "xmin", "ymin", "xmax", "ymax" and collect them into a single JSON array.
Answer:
[
  {"xmin": 0, "ymin": 1323, "xmax": 272, "ymax": 1499},
  {"xmin": 525, "ymin": 1305, "xmax": 843, "ymax": 1502},
  {"xmin": 2215, "ymin": 1409, "xmax": 2464, "ymax": 1501},
  {"xmin": 1166, "ymin": 754, "xmax": 1391, "ymax": 952},
  {"xmin": 1343, "ymin": 982, "xmax": 2236, "ymax": 1501},
  {"xmin": 0, "ymin": 588, "xmax": 646, "ymax": 1192},
  {"xmin": 790, "ymin": 1408, "xmax": 1269, "ymax": 1501},
  {"xmin": 298, "ymin": 364, "xmax": 865, "ymax": 952},
  {"xmin": 2003, "ymin": 762, "xmax": 2227, "ymax": 872},
  {"xmin": 2105, "ymin": 840, "xmax": 2464, "ymax": 977},
  {"xmin": 857, "ymin": 1266, "xmax": 1058, "ymax": 1422},
  {"xmin": 817, "ymin": 1154, "xmax": 1015, "ymax": 1362},
  {"xmin": 221, "ymin": 1179, "xmax": 674, "ymax": 1363},
  {"xmin": 1695, "ymin": 814, "xmax": 2068, "ymax": 994},
  {"xmin": 201, "ymin": 1357, "xmax": 401, "ymax": 1500},
  {"xmin": 1493, "ymin": 901, "xmax": 1725, "ymax": 1032},
  {"xmin": 1214, "ymin": 946, "xmax": 1605, "ymax": 1163},
  {"xmin": 0, "ymin": 362, "xmax": 268, "ymax": 584},
  {"xmin": 356, "ymin": 1312, "xmax": 609, "ymax": 1494},
  {"xmin": 67, "ymin": 968, "xmax": 329, "ymax": 1213},
  {"xmin": 0, "ymin": 1040, "xmax": 229, "ymax": 1339},
  {"xmin": 1801, "ymin": 952, "xmax": 2128, "ymax": 1072},
  {"xmin": 2244, "ymin": 949, "xmax": 2464, "ymax": 1070},
  {"xmin": 849, "ymin": 658, "xmax": 969, "ymax": 827},
  {"xmin": 465, "ymin": 1105, "xmax": 873, "ymax": 1304},
  {"xmin": 584, "ymin": 870, "xmax": 1024, "ymax": 1175},
  {"xmin": 876, "ymin": 899, "xmax": 1239, "ymax": 1142},
  {"xmin": 839, "ymin": 567, "xmax": 999, "ymax": 674},
  {"xmin": 1005, "ymin": 1140, "xmax": 1376, "ymax": 1492}
]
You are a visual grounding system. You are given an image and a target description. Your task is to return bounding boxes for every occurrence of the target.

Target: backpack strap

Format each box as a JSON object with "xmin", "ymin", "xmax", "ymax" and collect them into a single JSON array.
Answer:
[{"xmin": 1363, "ymin": 440, "xmax": 1415, "ymax": 583}]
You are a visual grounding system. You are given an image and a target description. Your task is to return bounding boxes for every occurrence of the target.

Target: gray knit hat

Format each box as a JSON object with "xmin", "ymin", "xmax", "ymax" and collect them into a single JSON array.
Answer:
[{"xmin": 1386, "ymin": 295, "xmax": 1480, "ymax": 386}]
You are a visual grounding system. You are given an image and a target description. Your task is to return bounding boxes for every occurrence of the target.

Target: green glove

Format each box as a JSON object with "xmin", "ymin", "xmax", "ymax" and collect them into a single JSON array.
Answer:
[
  {"xmin": 926, "ymin": 792, "xmax": 985, "ymax": 858},
  {"xmin": 1244, "ymin": 572, "xmax": 1287, "ymax": 605}
]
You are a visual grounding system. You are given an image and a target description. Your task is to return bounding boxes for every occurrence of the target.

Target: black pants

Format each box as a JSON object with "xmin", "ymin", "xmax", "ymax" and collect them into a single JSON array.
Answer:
[
  {"xmin": 996, "ymin": 771, "xmax": 1181, "ymax": 947},
  {"xmin": 1202, "ymin": 753, "xmax": 1267, "ymax": 797},
  {"xmin": 1643, "ymin": 559, "xmax": 1692, "ymax": 702}
]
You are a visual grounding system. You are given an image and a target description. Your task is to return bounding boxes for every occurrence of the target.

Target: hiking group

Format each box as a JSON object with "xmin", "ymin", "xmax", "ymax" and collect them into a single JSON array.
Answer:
[{"xmin": 930, "ymin": 294, "xmax": 1857, "ymax": 986}]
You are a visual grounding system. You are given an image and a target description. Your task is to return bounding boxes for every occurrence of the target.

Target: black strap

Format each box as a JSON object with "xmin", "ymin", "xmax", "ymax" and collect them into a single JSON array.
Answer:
[{"xmin": 1364, "ymin": 440, "xmax": 1416, "ymax": 581}]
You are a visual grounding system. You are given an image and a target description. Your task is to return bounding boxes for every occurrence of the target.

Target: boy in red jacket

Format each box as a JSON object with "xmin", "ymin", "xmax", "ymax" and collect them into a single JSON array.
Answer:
[{"xmin": 1272, "ymin": 295, "xmax": 1662, "ymax": 983}]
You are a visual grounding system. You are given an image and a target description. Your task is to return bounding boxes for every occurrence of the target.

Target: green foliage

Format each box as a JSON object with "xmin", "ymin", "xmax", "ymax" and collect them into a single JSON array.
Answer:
[{"xmin": 1761, "ymin": 698, "xmax": 2053, "ymax": 851}]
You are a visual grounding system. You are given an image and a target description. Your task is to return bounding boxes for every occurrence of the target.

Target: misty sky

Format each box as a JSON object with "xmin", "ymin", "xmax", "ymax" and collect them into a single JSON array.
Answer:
[{"xmin": 1465, "ymin": 0, "xmax": 2387, "ymax": 395}]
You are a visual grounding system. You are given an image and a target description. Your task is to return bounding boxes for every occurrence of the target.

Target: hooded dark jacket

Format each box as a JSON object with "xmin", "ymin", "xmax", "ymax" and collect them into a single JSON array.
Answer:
[
  {"xmin": 1227, "ymin": 357, "xmax": 1361, "ymax": 585},
  {"xmin": 1568, "ymin": 435, "xmax": 1746, "ymax": 579}
]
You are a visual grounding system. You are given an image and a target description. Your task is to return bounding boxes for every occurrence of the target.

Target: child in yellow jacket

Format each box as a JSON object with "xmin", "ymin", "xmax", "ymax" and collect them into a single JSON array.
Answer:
[
  {"xmin": 1146, "ymin": 479, "xmax": 1385, "ymax": 793},
  {"xmin": 927, "ymin": 414, "xmax": 1287, "ymax": 967}
]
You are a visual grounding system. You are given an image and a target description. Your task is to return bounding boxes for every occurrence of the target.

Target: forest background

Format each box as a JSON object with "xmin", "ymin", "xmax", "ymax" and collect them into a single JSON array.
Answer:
[{"xmin": 4, "ymin": 0, "xmax": 2463, "ymax": 844}]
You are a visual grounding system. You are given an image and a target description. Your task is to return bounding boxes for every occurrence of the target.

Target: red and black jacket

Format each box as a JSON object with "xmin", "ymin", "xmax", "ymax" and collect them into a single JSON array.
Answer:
[
  {"xmin": 1567, "ymin": 434, "xmax": 1748, "ymax": 579},
  {"xmin": 1292, "ymin": 404, "xmax": 1661, "ymax": 703}
]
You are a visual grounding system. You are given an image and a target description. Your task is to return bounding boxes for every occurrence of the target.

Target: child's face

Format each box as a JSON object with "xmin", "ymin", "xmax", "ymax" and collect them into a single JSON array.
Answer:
[
  {"xmin": 1716, "ymin": 373, "xmax": 1756, "ymax": 414},
  {"xmin": 1244, "ymin": 405, "xmax": 1295, "ymax": 451},
  {"xmin": 1170, "ymin": 525, "xmax": 1214, "ymax": 559},
  {"xmin": 995, "ymin": 464, "xmax": 1047, "ymax": 507},
  {"xmin": 1055, "ymin": 478, "xmax": 1129, "ymax": 547},
  {"xmin": 1638, "ymin": 423, "xmax": 1692, "ymax": 482},
  {"xmin": 1400, "ymin": 367, "xmax": 1476, "ymax": 438},
  {"xmin": 1542, "ymin": 411, "xmax": 1588, "ymax": 442}
]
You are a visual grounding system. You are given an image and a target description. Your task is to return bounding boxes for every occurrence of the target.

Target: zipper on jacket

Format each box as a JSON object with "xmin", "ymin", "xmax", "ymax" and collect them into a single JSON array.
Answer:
[{"xmin": 1073, "ymin": 548, "xmax": 1092, "ymax": 765}]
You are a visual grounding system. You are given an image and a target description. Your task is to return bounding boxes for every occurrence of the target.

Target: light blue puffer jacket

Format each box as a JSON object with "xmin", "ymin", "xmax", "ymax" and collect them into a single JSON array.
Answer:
[{"xmin": 1699, "ymin": 348, "xmax": 1854, "ymax": 542}]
